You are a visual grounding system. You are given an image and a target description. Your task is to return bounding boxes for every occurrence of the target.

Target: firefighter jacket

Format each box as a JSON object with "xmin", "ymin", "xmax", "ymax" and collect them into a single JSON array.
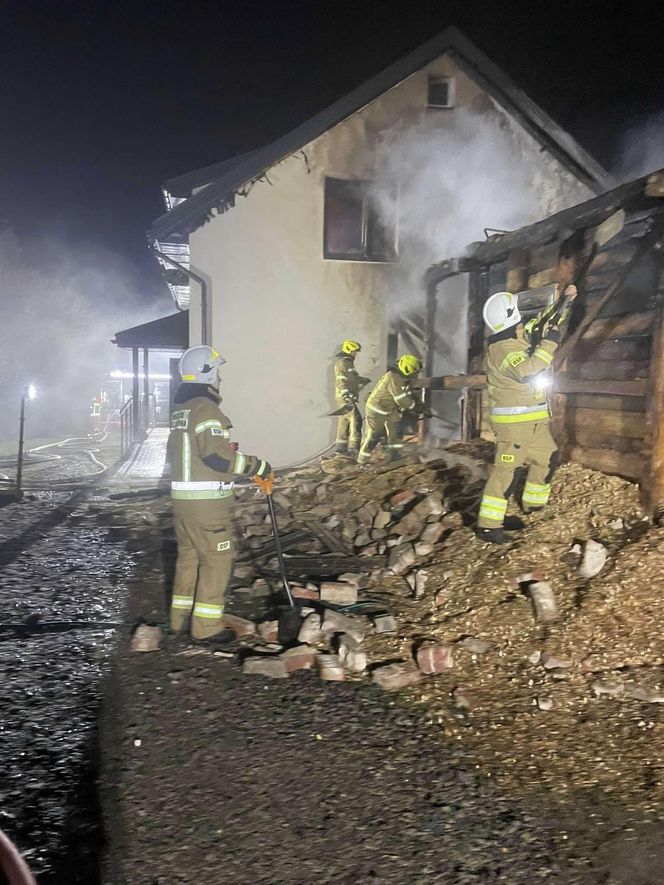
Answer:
[
  {"xmin": 365, "ymin": 369, "xmax": 416, "ymax": 422},
  {"xmin": 167, "ymin": 384, "xmax": 270, "ymax": 501},
  {"xmin": 485, "ymin": 322, "xmax": 560, "ymax": 426},
  {"xmin": 334, "ymin": 354, "xmax": 360, "ymax": 404}
]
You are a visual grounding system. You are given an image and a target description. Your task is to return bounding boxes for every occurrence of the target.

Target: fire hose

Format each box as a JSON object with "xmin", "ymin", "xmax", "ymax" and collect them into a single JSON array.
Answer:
[{"xmin": 0, "ymin": 830, "xmax": 37, "ymax": 885}]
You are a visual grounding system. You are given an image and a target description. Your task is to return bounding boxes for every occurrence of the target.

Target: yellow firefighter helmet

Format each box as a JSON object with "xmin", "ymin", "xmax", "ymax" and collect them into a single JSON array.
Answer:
[
  {"xmin": 341, "ymin": 339, "xmax": 361, "ymax": 354},
  {"xmin": 397, "ymin": 354, "xmax": 422, "ymax": 376}
]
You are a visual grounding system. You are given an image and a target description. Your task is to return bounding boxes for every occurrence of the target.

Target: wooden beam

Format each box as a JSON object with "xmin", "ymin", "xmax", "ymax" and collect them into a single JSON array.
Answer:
[
  {"xmin": 280, "ymin": 554, "xmax": 387, "ymax": 575},
  {"xmin": 555, "ymin": 224, "xmax": 664, "ymax": 365},
  {"xmin": 572, "ymin": 359, "xmax": 649, "ymax": 382},
  {"xmin": 568, "ymin": 407, "xmax": 647, "ymax": 439},
  {"xmin": 645, "ymin": 267, "xmax": 664, "ymax": 517},
  {"xmin": 566, "ymin": 394, "xmax": 646, "ymax": 412},
  {"xmin": 568, "ymin": 446, "xmax": 644, "ymax": 480},
  {"xmin": 581, "ymin": 311, "xmax": 655, "ymax": 339},
  {"xmin": 421, "ymin": 374, "xmax": 649, "ymax": 398}
]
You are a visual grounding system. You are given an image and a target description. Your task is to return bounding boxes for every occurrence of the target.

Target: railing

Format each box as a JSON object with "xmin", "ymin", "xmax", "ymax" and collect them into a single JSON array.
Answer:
[
  {"xmin": 119, "ymin": 398, "xmax": 135, "ymax": 461},
  {"xmin": 119, "ymin": 395, "xmax": 162, "ymax": 461}
]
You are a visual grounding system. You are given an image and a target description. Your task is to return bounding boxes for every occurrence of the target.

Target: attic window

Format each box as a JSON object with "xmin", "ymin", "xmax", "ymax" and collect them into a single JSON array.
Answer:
[
  {"xmin": 323, "ymin": 178, "xmax": 396, "ymax": 262},
  {"xmin": 427, "ymin": 76, "xmax": 454, "ymax": 109}
]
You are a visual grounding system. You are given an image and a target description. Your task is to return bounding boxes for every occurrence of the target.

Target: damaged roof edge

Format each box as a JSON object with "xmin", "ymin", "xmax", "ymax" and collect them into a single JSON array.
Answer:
[
  {"xmin": 148, "ymin": 26, "xmax": 612, "ymax": 242},
  {"xmin": 426, "ymin": 168, "xmax": 664, "ymax": 282}
]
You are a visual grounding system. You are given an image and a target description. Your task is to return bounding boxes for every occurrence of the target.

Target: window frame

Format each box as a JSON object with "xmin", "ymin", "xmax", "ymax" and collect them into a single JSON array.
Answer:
[
  {"xmin": 426, "ymin": 75, "xmax": 455, "ymax": 110},
  {"xmin": 323, "ymin": 176, "xmax": 397, "ymax": 263}
]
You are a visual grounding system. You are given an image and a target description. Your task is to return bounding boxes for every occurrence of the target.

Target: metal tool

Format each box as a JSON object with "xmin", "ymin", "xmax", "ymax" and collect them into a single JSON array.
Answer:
[{"xmin": 254, "ymin": 472, "xmax": 302, "ymax": 643}]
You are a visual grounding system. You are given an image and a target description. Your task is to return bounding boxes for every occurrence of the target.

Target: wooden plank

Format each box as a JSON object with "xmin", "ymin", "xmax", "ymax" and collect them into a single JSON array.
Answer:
[
  {"xmin": 236, "ymin": 529, "xmax": 313, "ymax": 563},
  {"xmin": 568, "ymin": 446, "xmax": 644, "ymax": 480},
  {"xmin": 422, "ymin": 374, "xmax": 649, "ymax": 397},
  {"xmin": 280, "ymin": 554, "xmax": 387, "ymax": 575},
  {"xmin": 588, "ymin": 244, "xmax": 636, "ymax": 272},
  {"xmin": 572, "ymin": 337, "xmax": 651, "ymax": 363},
  {"xmin": 300, "ymin": 519, "xmax": 353, "ymax": 555},
  {"xmin": 566, "ymin": 394, "xmax": 646, "ymax": 412},
  {"xmin": 568, "ymin": 407, "xmax": 647, "ymax": 439},
  {"xmin": 556, "ymin": 225, "xmax": 664, "ymax": 364},
  {"xmin": 646, "ymin": 171, "xmax": 664, "ymax": 198},
  {"xmin": 645, "ymin": 267, "xmax": 664, "ymax": 517},
  {"xmin": 572, "ymin": 359, "xmax": 650, "ymax": 382},
  {"xmin": 417, "ymin": 374, "xmax": 486, "ymax": 390},
  {"xmin": 570, "ymin": 429, "xmax": 645, "ymax": 454},
  {"xmin": 527, "ymin": 268, "xmax": 557, "ymax": 289},
  {"xmin": 582, "ymin": 311, "xmax": 655, "ymax": 339}
]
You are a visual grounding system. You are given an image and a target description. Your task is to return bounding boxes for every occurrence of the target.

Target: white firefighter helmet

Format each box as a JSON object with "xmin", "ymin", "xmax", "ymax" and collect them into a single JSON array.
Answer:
[
  {"xmin": 179, "ymin": 345, "xmax": 226, "ymax": 384},
  {"xmin": 482, "ymin": 291, "xmax": 521, "ymax": 333}
]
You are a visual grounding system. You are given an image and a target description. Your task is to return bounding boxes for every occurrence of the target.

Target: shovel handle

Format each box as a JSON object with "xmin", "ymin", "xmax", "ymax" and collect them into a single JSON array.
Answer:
[{"xmin": 253, "ymin": 472, "xmax": 275, "ymax": 496}]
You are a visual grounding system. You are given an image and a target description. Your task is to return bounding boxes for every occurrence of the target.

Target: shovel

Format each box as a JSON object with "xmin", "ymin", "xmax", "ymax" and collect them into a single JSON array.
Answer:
[{"xmin": 253, "ymin": 472, "xmax": 302, "ymax": 644}]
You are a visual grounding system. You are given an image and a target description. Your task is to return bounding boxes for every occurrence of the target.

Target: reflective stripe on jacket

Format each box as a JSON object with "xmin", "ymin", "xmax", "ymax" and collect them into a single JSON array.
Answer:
[
  {"xmin": 485, "ymin": 314, "xmax": 559, "ymax": 425},
  {"xmin": 365, "ymin": 370, "xmax": 415, "ymax": 421},
  {"xmin": 167, "ymin": 385, "xmax": 268, "ymax": 499},
  {"xmin": 334, "ymin": 355, "xmax": 359, "ymax": 403}
]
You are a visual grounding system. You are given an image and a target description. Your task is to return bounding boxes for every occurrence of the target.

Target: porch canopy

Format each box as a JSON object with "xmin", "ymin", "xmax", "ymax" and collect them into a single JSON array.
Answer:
[{"xmin": 112, "ymin": 311, "xmax": 189, "ymax": 442}]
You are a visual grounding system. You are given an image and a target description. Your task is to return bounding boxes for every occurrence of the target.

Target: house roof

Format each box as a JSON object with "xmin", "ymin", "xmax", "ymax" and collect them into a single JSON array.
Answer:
[
  {"xmin": 113, "ymin": 311, "xmax": 189, "ymax": 351},
  {"xmin": 149, "ymin": 26, "xmax": 613, "ymax": 242},
  {"xmin": 163, "ymin": 149, "xmax": 260, "ymax": 201}
]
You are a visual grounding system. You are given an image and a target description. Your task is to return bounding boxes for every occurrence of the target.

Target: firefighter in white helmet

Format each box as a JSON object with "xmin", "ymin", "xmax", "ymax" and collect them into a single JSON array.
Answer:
[
  {"xmin": 333, "ymin": 339, "xmax": 368, "ymax": 455},
  {"xmin": 167, "ymin": 345, "xmax": 271, "ymax": 643},
  {"xmin": 477, "ymin": 286, "xmax": 576, "ymax": 543},
  {"xmin": 357, "ymin": 354, "xmax": 423, "ymax": 464}
]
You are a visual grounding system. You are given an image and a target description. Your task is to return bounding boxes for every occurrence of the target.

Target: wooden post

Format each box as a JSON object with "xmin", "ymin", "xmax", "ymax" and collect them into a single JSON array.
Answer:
[
  {"xmin": 142, "ymin": 348, "xmax": 150, "ymax": 428},
  {"xmin": 131, "ymin": 346, "xmax": 140, "ymax": 441},
  {"xmin": 646, "ymin": 264, "xmax": 664, "ymax": 519}
]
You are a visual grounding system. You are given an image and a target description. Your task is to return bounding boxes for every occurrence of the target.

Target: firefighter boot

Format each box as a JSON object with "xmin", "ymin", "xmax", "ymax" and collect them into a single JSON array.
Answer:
[{"xmin": 475, "ymin": 526, "xmax": 510, "ymax": 544}]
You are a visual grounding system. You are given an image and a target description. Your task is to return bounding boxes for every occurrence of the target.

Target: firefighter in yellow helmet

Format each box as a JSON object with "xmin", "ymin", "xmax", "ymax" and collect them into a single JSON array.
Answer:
[
  {"xmin": 167, "ymin": 345, "xmax": 271, "ymax": 643},
  {"xmin": 357, "ymin": 354, "xmax": 422, "ymax": 464},
  {"xmin": 333, "ymin": 339, "xmax": 366, "ymax": 455},
  {"xmin": 477, "ymin": 286, "xmax": 577, "ymax": 543}
]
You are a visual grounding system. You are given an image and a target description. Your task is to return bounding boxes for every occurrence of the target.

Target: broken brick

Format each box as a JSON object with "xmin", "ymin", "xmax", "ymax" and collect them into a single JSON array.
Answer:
[
  {"xmin": 390, "ymin": 489, "xmax": 417, "ymax": 510},
  {"xmin": 222, "ymin": 614, "xmax": 256, "ymax": 638},
  {"xmin": 356, "ymin": 501, "xmax": 380, "ymax": 526},
  {"xmin": 419, "ymin": 522, "xmax": 447, "ymax": 545},
  {"xmin": 416, "ymin": 641, "xmax": 454, "ymax": 674},
  {"xmin": 337, "ymin": 572, "xmax": 369, "ymax": 590},
  {"xmin": 338, "ymin": 634, "xmax": 367, "ymax": 673},
  {"xmin": 541, "ymin": 652, "xmax": 572, "ymax": 670},
  {"xmin": 388, "ymin": 542, "xmax": 416, "ymax": 575},
  {"xmin": 243, "ymin": 656, "xmax": 289, "ymax": 679},
  {"xmin": 317, "ymin": 653, "xmax": 345, "ymax": 681},
  {"xmin": 320, "ymin": 582, "xmax": 358, "ymax": 604},
  {"xmin": 373, "ymin": 510, "xmax": 392, "ymax": 530},
  {"xmin": 298, "ymin": 613, "xmax": 323, "ymax": 645},
  {"xmin": 372, "ymin": 662, "xmax": 423, "ymax": 691},
  {"xmin": 372, "ymin": 614, "xmax": 398, "ymax": 634},
  {"xmin": 130, "ymin": 624, "xmax": 161, "ymax": 653},
  {"xmin": 528, "ymin": 582, "xmax": 559, "ymax": 623},
  {"xmin": 257, "ymin": 620, "xmax": 279, "ymax": 642},
  {"xmin": 321, "ymin": 610, "xmax": 368, "ymax": 642},
  {"xmin": 291, "ymin": 585, "xmax": 320, "ymax": 601},
  {"xmin": 280, "ymin": 645, "xmax": 317, "ymax": 673}
]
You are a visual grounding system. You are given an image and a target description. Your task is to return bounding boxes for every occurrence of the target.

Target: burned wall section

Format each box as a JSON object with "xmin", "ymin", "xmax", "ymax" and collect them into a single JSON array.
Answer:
[{"xmin": 461, "ymin": 171, "xmax": 664, "ymax": 504}]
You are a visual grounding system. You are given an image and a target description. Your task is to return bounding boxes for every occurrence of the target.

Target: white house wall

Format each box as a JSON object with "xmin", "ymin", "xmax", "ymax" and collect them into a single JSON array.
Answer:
[{"xmin": 188, "ymin": 53, "xmax": 595, "ymax": 466}]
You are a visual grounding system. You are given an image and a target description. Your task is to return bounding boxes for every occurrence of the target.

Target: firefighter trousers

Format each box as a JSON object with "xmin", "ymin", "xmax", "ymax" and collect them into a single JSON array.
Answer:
[
  {"xmin": 335, "ymin": 402, "xmax": 362, "ymax": 451},
  {"xmin": 170, "ymin": 500, "xmax": 235, "ymax": 639},
  {"xmin": 478, "ymin": 421, "xmax": 558, "ymax": 528},
  {"xmin": 357, "ymin": 411, "xmax": 402, "ymax": 464}
]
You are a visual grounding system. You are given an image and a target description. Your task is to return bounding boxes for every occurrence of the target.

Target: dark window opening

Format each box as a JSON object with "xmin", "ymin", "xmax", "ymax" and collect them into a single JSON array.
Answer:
[
  {"xmin": 427, "ymin": 76, "xmax": 454, "ymax": 109},
  {"xmin": 324, "ymin": 178, "xmax": 396, "ymax": 262}
]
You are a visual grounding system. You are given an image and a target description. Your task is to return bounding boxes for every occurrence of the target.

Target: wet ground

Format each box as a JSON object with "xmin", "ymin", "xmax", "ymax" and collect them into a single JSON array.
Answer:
[{"xmin": 0, "ymin": 448, "xmax": 131, "ymax": 883}]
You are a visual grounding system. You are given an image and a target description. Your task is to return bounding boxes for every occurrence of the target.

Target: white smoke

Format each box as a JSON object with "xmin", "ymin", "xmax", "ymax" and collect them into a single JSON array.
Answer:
[
  {"xmin": 0, "ymin": 228, "xmax": 170, "ymax": 438},
  {"xmin": 614, "ymin": 111, "xmax": 664, "ymax": 182}
]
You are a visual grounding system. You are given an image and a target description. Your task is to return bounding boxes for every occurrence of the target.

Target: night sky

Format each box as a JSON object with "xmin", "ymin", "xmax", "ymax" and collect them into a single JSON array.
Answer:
[{"xmin": 2, "ymin": 0, "xmax": 663, "ymax": 302}]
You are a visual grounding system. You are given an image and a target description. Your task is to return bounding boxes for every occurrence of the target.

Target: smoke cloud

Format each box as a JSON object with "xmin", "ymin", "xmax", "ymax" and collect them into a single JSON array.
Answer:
[
  {"xmin": 0, "ymin": 228, "xmax": 170, "ymax": 439},
  {"xmin": 614, "ymin": 111, "xmax": 664, "ymax": 183}
]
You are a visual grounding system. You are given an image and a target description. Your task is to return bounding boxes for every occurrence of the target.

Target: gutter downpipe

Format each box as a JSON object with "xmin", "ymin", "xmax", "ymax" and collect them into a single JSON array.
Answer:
[{"xmin": 152, "ymin": 247, "xmax": 210, "ymax": 346}]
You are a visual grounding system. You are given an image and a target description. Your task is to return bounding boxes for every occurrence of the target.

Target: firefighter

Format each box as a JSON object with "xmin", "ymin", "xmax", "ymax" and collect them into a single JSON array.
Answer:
[
  {"xmin": 357, "ymin": 354, "xmax": 422, "ymax": 465},
  {"xmin": 477, "ymin": 286, "xmax": 577, "ymax": 543},
  {"xmin": 167, "ymin": 345, "xmax": 271, "ymax": 643},
  {"xmin": 333, "ymin": 339, "xmax": 364, "ymax": 455}
]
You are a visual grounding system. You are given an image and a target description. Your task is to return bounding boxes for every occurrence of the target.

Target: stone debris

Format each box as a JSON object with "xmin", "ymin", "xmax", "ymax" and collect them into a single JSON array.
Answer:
[
  {"xmin": 578, "ymin": 539, "xmax": 609, "ymax": 579},
  {"xmin": 414, "ymin": 541, "xmax": 434, "ymax": 558},
  {"xmin": 388, "ymin": 542, "xmax": 416, "ymax": 575},
  {"xmin": 536, "ymin": 696, "xmax": 554, "ymax": 711},
  {"xmin": 372, "ymin": 662, "xmax": 423, "ymax": 691},
  {"xmin": 419, "ymin": 522, "xmax": 447, "ymax": 545},
  {"xmin": 373, "ymin": 510, "xmax": 392, "ymax": 530},
  {"xmin": 279, "ymin": 645, "xmax": 317, "ymax": 673},
  {"xmin": 242, "ymin": 655, "xmax": 289, "ymax": 679},
  {"xmin": 390, "ymin": 489, "xmax": 417, "ymax": 510},
  {"xmin": 372, "ymin": 614, "xmax": 398, "ymax": 634},
  {"xmin": 298, "ymin": 613, "xmax": 323, "ymax": 645},
  {"xmin": 291, "ymin": 585, "xmax": 320, "ymax": 600},
  {"xmin": 129, "ymin": 624, "xmax": 161, "ymax": 653},
  {"xmin": 257, "ymin": 620, "xmax": 279, "ymax": 642},
  {"xmin": 540, "ymin": 652, "xmax": 572, "ymax": 670},
  {"xmin": 222, "ymin": 614, "xmax": 256, "ymax": 637},
  {"xmin": 321, "ymin": 610, "xmax": 368, "ymax": 643},
  {"xmin": 337, "ymin": 634, "xmax": 367, "ymax": 673},
  {"xmin": 528, "ymin": 581, "xmax": 559, "ymax": 623},
  {"xmin": 355, "ymin": 501, "xmax": 380, "ymax": 526},
  {"xmin": 317, "ymin": 653, "xmax": 345, "ymax": 681},
  {"xmin": 337, "ymin": 572, "xmax": 370, "ymax": 590},
  {"xmin": 459, "ymin": 637, "xmax": 492, "ymax": 655},
  {"xmin": 416, "ymin": 641, "xmax": 454, "ymax": 675}
]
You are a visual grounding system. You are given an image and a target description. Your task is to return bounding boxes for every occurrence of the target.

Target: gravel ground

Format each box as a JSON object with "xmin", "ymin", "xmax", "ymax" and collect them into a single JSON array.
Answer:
[{"xmin": 0, "ymin": 461, "xmax": 132, "ymax": 883}]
